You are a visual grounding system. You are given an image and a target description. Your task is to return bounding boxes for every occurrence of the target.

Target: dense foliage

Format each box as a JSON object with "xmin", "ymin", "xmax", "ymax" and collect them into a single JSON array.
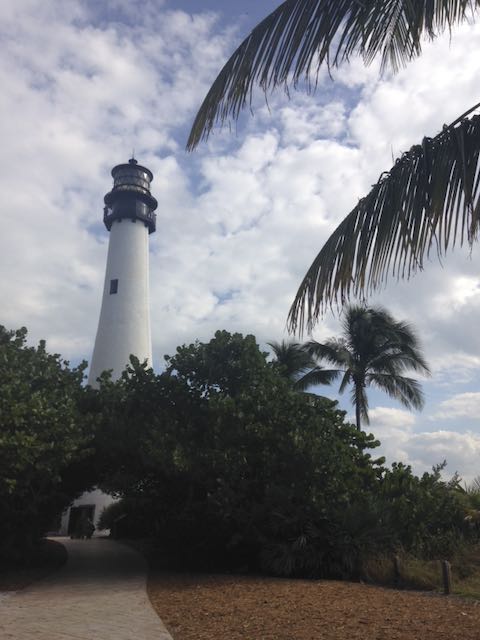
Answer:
[
  {"xmin": 1, "ymin": 326, "xmax": 477, "ymax": 577},
  {"xmin": 94, "ymin": 330, "xmax": 476, "ymax": 577},
  {"xmin": 96, "ymin": 332, "xmax": 380, "ymax": 574},
  {"xmin": 0, "ymin": 327, "xmax": 96, "ymax": 558}
]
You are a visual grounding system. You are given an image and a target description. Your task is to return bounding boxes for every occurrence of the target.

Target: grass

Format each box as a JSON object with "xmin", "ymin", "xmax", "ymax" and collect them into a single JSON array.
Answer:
[
  {"xmin": 133, "ymin": 536, "xmax": 480, "ymax": 600},
  {"xmin": 450, "ymin": 545, "xmax": 480, "ymax": 599},
  {"xmin": 0, "ymin": 538, "xmax": 67, "ymax": 591},
  {"xmin": 363, "ymin": 544, "xmax": 480, "ymax": 598}
]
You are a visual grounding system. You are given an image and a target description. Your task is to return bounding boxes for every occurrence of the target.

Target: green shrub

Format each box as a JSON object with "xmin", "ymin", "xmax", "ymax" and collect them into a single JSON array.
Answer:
[{"xmin": 92, "ymin": 331, "xmax": 478, "ymax": 579}]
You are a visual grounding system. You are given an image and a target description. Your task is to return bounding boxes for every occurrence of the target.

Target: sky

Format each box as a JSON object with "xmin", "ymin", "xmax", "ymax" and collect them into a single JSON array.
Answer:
[{"xmin": 1, "ymin": 0, "xmax": 480, "ymax": 482}]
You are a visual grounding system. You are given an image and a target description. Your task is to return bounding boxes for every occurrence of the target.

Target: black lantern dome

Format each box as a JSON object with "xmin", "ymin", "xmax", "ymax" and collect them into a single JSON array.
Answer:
[{"xmin": 103, "ymin": 158, "xmax": 157, "ymax": 234}]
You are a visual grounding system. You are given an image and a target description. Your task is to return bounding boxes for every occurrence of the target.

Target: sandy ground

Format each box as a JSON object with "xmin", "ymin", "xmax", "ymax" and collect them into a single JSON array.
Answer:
[{"xmin": 148, "ymin": 572, "xmax": 480, "ymax": 640}]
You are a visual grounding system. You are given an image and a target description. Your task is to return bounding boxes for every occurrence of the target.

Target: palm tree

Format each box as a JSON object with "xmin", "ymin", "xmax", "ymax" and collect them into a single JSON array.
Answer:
[
  {"xmin": 187, "ymin": 1, "xmax": 480, "ymax": 333},
  {"xmin": 268, "ymin": 339, "xmax": 336, "ymax": 390},
  {"xmin": 303, "ymin": 305, "xmax": 430, "ymax": 430}
]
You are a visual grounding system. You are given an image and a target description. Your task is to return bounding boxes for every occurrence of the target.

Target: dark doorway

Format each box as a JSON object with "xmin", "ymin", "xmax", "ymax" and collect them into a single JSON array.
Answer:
[{"xmin": 68, "ymin": 505, "xmax": 95, "ymax": 536}]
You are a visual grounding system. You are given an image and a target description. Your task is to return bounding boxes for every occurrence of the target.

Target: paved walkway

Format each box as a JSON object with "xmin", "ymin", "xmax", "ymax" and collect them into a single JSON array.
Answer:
[{"xmin": 0, "ymin": 538, "xmax": 173, "ymax": 640}]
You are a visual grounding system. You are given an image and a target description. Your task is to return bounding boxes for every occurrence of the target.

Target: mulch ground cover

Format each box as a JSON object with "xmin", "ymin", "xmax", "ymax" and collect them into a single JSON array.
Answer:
[
  {"xmin": 0, "ymin": 538, "xmax": 67, "ymax": 591},
  {"xmin": 148, "ymin": 572, "xmax": 480, "ymax": 640}
]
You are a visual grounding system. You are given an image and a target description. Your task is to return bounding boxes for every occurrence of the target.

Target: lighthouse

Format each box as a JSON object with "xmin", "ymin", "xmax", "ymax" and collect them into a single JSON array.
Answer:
[
  {"xmin": 88, "ymin": 158, "xmax": 157, "ymax": 386},
  {"xmin": 59, "ymin": 159, "xmax": 157, "ymax": 536}
]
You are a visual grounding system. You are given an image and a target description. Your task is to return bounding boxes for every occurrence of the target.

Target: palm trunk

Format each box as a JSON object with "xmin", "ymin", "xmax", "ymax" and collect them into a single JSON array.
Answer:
[
  {"xmin": 355, "ymin": 384, "xmax": 362, "ymax": 431},
  {"xmin": 355, "ymin": 402, "xmax": 361, "ymax": 431}
]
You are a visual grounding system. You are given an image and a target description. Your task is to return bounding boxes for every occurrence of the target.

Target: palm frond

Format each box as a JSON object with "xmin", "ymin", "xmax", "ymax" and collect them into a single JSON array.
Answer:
[
  {"xmin": 305, "ymin": 338, "xmax": 352, "ymax": 367},
  {"xmin": 288, "ymin": 111, "xmax": 480, "ymax": 334},
  {"xmin": 188, "ymin": 0, "xmax": 477, "ymax": 149},
  {"xmin": 368, "ymin": 346, "xmax": 431, "ymax": 375},
  {"xmin": 338, "ymin": 369, "xmax": 352, "ymax": 394},
  {"xmin": 368, "ymin": 372, "xmax": 425, "ymax": 409},
  {"xmin": 296, "ymin": 366, "xmax": 340, "ymax": 390},
  {"xmin": 268, "ymin": 339, "xmax": 315, "ymax": 379}
]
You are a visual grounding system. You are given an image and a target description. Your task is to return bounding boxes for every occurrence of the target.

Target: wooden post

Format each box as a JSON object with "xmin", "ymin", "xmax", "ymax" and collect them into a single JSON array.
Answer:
[
  {"xmin": 393, "ymin": 554, "xmax": 401, "ymax": 586},
  {"xmin": 441, "ymin": 560, "xmax": 452, "ymax": 595}
]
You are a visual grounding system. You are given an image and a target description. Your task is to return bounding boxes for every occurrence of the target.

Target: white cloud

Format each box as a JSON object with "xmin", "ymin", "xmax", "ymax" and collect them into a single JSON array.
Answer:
[
  {"xmin": 367, "ymin": 408, "xmax": 480, "ymax": 483},
  {"xmin": 0, "ymin": 0, "xmax": 234, "ymax": 353},
  {"xmin": 432, "ymin": 392, "xmax": 480, "ymax": 420},
  {"xmin": 430, "ymin": 353, "xmax": 480, "ymax": 386},
  {"xmin": 1, "ymin": 1, "xmax": 480, "ymax": 480},
  {"xmin": 367, "ymin": 407, "xmax": 416, "ymax": 466},
  {"xmin": 405, "ymin": 430, "xmax": 480, "ymax": 483},
  {"xmin": 433, "ymin": 276, "xmax": 480, "ymax": 312},
  {"xmin": 278, "ymin": 99, "xmax": 347, "ymax": 146}
]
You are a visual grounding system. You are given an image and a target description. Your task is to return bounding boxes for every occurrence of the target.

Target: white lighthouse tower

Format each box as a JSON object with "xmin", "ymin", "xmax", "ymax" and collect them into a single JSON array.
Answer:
[
  {"xmin": 59, "ymin": 159, "xmax": 157, "ymax": 536},
  {"xmin": 88, "ymin": 158, "xmax": 157, "ymax": 386}
]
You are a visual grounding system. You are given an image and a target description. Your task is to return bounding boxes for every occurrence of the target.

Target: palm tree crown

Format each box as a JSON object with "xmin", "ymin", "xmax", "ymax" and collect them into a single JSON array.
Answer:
[
  {"xmin": 268, "ymin": 339, "xmax": 337, "ymax": 390},
  {"xmin": 305, "ymin": 305, "xmax": 430, "ymax": 430}
]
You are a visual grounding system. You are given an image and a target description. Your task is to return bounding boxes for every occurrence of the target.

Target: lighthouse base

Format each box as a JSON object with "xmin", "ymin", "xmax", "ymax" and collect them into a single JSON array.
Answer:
[{"xmin": 59, "ymin": 489, "xmax": 117, "ymax": 537}]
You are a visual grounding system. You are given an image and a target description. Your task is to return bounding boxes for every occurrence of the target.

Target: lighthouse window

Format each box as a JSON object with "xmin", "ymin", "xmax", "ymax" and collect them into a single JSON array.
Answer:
[{"xmin": 110, "ymin": 279, "xmax": 118, "ymax": 294}]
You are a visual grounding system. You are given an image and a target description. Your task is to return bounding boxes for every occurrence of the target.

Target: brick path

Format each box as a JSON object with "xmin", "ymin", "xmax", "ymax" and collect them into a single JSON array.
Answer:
[{"xmin": 0, "ymin": 537, "xmax": 173, "ymax": 640}]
